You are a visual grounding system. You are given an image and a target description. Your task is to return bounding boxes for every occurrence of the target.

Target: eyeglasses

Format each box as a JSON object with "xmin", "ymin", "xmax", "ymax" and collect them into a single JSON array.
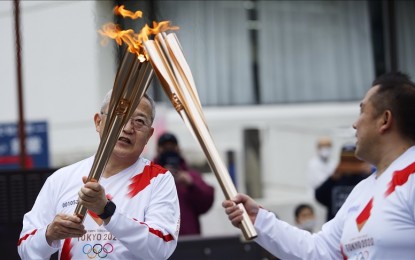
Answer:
[{"xmin": 100, "ymin": 112, "xmax": 149, "ymax": 131}]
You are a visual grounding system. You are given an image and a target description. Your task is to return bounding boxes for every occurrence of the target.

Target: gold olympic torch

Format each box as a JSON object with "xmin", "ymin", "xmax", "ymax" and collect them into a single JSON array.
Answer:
[
  {"xmin": 143, "ymin": 33, "xmax": 257, "ymax": 240},
  {"xmin": 74, "ymin": 50, "xmax": 154, "ymax": 221}
]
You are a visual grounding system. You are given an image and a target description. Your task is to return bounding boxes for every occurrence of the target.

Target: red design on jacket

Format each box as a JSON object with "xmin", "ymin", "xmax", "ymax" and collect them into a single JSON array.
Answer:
[
  {"xmin": 60, "ymin": 238, "xmax": 73, "ymax": 260},
  {"xmin": 128, "ymin": 162, "xmax": 168, "ymax": 198},
  {"xmin": 355, "ymin": 161, "xmax": 415, "ymax": 231},
  {"xmin": 17, "ymin": 229, "xmax": 37, "ymax": 246},
  {"xmin": 356, "ymin": 198, "xmax": 373, "ymax": 231},
  {"xmin": 384, "ymin": 161, "xmax": 415, "ymax": 197}
]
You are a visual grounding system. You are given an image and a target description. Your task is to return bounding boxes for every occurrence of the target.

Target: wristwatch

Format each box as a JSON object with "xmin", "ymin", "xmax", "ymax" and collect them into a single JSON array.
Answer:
[{"xmin": 98, "ymin": 199, "xmax": 116, "ymax": 219}]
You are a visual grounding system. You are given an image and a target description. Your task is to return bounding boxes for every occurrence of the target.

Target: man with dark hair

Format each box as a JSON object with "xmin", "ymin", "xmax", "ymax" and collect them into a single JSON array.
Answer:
[
  {"xmin": 294, "ymin": 204, "xmax": 316, "ymax": 233},
  {"xmin": 222, "ymin": 72, "xmax": 415, "ymax": 259},
  {"xmin": 157, "ymin": 132, "xmax": 179, "ymax": 154}
]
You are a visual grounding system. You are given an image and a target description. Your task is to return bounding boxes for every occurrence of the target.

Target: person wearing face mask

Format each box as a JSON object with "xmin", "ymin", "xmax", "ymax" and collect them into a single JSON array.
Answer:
[
  {"xmin": 294, "ymin": 204, "xmax": 316, "ymax": 233},
  {"xmin": 305, "ymin": 136, "xmax": 337, "ymax": 197},
  {"xmin": 315, "ymin": 144, "xmax": 372, "ymax": 221}
]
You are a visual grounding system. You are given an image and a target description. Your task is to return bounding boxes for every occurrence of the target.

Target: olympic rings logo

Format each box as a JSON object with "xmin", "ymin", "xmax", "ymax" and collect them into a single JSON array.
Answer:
[
  {"xmin": 352, "ymin": 250, "xmax": 369, "ymax": 260},
  {"xmin": 82, "ymin": 243, "xmax": 114, "ymax": 259}
]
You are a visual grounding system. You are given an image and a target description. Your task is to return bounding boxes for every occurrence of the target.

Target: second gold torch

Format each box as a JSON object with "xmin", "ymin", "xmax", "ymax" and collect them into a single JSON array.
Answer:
[{"xmin": 143, "ymin": 33, "xmax": 257, "ymax": 240}]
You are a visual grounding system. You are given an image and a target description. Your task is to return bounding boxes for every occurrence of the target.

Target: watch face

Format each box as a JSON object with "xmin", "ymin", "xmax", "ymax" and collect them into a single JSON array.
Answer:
[
  {"xmin": 106, "ymin": 200, "xmax": 116, "ymax": 213},
  {"xmin": 99, "ymin": 200, "xmax": 116, "ymax": 219}
]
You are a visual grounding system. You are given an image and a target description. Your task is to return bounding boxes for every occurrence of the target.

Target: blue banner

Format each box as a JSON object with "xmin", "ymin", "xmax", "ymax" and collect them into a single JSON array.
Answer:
[{"xmin": 0, "ymin": 121, "xmax": 49, "ymax": 169}]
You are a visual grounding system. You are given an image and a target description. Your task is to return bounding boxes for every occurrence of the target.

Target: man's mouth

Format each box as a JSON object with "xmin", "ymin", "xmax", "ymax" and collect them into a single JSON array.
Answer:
[{"xmin": 118, "ymin": 137, "xmax": 131, "ymax": 144}]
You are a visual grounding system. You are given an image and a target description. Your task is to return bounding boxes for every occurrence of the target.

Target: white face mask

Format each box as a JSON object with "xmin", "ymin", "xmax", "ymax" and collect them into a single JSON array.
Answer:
[
  {"xmin": 318, "ymin": 147, "xmax": 331, "ymax": 160},
  {"xmin": 298, "ymin": 219, "xmax": 316, "ymax": 233}
]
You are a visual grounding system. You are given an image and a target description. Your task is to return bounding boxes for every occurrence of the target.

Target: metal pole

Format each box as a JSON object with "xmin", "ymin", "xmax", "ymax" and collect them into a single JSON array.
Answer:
[
  {"xmin": 385, "ymin": 0, "xmax": 398, "ymax": 72},
  {"xmin": 13, "ymin": 0, "xmax": 28, "ymax": 169}
]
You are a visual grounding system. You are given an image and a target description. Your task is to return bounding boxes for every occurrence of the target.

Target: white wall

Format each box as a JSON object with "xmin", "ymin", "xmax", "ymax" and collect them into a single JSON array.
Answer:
[
  {"xmin": 0, "ymin": 1, "xmax": 116, "ymax": 166},
  {"xmin": 1, "ymin": 0, "xmax": 361, "ymax": 237}
]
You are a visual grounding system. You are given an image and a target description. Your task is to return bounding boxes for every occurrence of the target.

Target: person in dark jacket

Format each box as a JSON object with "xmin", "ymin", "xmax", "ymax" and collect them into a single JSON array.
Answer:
[
  {"xmin": 315, "ymin": 144, "xmax": 372, "ymax": 221},
  {"xmin": 154, "ymin": 132, "xmax": 215, "ymax": 236}
]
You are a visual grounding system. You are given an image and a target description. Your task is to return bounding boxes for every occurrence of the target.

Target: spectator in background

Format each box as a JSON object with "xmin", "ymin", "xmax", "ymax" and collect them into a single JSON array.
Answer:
[
  {"xmin": 315, "ymin": 144, "xmax": 372, "ymax": 221},
  {"xmin": 154, "ymin": 132, "xmax": 214, "ymax": 236},
  {"xmin": 306, "ymin": 136, "xmax": 337, "ymax": 195},
  {"xmin": 294, "ymin": 204, "xmax": 316, "ymax": 233}
]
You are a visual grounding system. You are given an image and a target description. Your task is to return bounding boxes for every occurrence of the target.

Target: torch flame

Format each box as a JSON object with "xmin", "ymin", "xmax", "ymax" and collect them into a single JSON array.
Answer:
[
  {"xmin": 99, "ymin": 5, "xmax": 179, "ymax": 62},
  {"xmin": 114, "ymin": 5, "xmax": 142, "ymax": 19},
  {"xmin": 138, "ymin": 21, "xmax": 179, "ymax": 42}
]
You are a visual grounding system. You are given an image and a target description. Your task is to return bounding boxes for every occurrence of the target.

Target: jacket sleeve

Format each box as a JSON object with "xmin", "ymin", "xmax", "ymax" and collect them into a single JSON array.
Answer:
[
  {"xmin": 254, "ymin": 208, "xmax": 344, "ymax": 260},
  {"xmin": 17, "ymin": 176, "xmax": 60, "ymax": 260},
  {"xmin": 104, "ymin": 172, "xmax": 180, "ymax": 260},
  {"xmin": 253, "ymin": 182, "xmax": 368, "ymax": 260},
  {"xmin": 185, "ymin": 170, "xmax": 214, "ymax": 214},
  {"xmin": 315, "ymin": 176, "xmax": 334, "ymax": 207}
]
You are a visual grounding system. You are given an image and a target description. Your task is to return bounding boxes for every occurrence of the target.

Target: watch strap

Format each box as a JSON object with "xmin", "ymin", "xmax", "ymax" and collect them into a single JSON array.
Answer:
[{"xmin": 98, "ymin": 199, "xmax": 116, "ymax": 219}]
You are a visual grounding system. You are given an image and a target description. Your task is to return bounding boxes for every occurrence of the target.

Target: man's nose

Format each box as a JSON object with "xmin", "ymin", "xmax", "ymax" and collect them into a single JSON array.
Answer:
[{"xmin": 123, "ymin": 119, "xmax": 134, "ymax": 132}]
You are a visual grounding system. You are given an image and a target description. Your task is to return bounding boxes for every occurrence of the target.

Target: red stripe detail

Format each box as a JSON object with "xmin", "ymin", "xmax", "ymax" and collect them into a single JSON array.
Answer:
[
  {"xmin": 127, "ymin": 163, "xmax": 174, "ymax": 241},
  {"xmin": 17, "ymin": 229, "xmax": 37, "ymax": 246},
  {"xmin": 340, "ymin": 244, "xmax": 348, "ymax": 260},
  {"xmin": 88, "ymin": 210, "xmax": 99, "ymax": 219},
  {"xmin": 353, "ymin": 162, "xmax": 415, "ymax": 232},
  {"xmin": 355, "ymin": 198, "xmax": 373, "ymax": 230},
  {"xmin": 128, "ymin": 162, "xmax": 168, "ymax": 198},
  {"xmin": 138, "ymin": 221, "xmax": 174, "ymax": 242},
  {"xmin": 0, "ymin": 155, "xmax": 33, "ymax": 167},
  {"xmin": 148, "ymin": 227, "xmax": 174, "ymax": 242},
  {"xmin": 384, "ymin": 161, "xmax": 415, "ymax": 197},
  {"xmin": 60, "ymin": 238, "xmax": 72, "ymax": 260}
]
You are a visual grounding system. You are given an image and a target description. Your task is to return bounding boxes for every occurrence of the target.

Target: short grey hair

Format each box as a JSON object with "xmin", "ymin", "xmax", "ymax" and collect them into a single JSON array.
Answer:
[{"xmin": 100, "ymin": 90, "xmax": 156, "ymax": 125}]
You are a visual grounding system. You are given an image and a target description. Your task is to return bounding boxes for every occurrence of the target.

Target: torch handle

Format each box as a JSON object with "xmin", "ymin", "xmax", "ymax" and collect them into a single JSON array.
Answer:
[
  {"xmin": 186, "ymin": 111, "xmax": 257, "ymax": 240},
  {"xmin": 73, "ymin": 52, "xmax": 154, "ymax": 222},
  {"xmin": 143, "ymin": 39, "xmax": 257, "ymax": 240},
  {"xmin": 74, "ymin": 204, "xmax": 88, "ymax": 221},
  {"xmin": 73, "ymin": 115, "xmax": 127, "ymax": 221},
  {"xmin": 174, "ymin": 98, "xmax": 257, "ymax": 240}
]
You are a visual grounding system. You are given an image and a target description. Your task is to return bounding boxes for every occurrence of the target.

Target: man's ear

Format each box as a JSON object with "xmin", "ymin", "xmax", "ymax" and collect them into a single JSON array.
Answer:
[
  {"xmin": 94, "ymin": 113, "xmax": 102, "ymax": 133},
  {"xmin": 379, "ymin": 110, "xmax": 393, "ymax": 134},
  {"xmin": 146, "ymin": 127, "xmax": 155, "ymax": 144}
]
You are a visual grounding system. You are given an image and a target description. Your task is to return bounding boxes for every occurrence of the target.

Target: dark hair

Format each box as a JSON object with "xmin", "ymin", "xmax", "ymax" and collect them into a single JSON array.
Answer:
[
  {"xmin": 294, "ymin": 204, "xmax": 314, "ymax": 219},
  {"xmin": 157, "ymin": 132, "xmax": 178, "ymax": 147},
  {"xmin": 370, "ymin": 71, "xmax": 415, "ymax": 141},
  {"xmin": 341, "ymin": 143, "xmax": 356, "ymax": 157}
]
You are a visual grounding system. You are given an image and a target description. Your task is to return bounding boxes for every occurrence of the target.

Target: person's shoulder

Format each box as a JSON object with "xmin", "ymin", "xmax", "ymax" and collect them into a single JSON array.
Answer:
[
  {"xmin": 61, "ymin": 156, "xmax": 94, "ymax": 171},
  {"xmin": 348, "ymin": 173, "xmax": 375, "ymax": 193},
  {"xmin": 142, "ymin": 157, "xmax": 163, "ymax": 168},
  {"xmin": 50, "ymin": 156, "xmax": 94, "ymax": 179},
  {"xmin": 139, "ymin": 157, "xmax": 171, "ymax": 176}
]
